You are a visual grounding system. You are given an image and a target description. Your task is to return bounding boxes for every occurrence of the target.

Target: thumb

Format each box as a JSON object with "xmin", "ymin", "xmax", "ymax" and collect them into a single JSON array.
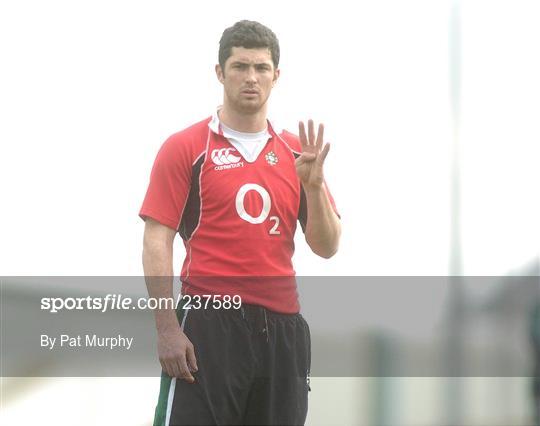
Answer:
[
  {"xmin": 297, "ymin": 152, "xmax": 317, "ymax": 165},
  {"xmin": 186, "ymin": 345, "xmax": 198, "ymax": 372}
]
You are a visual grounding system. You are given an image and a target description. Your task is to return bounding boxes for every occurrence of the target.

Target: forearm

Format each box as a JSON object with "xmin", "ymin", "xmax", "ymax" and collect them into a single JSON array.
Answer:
[
  {"xmin": 304, "ymin": 185, "xmax": 341, "ymax": 258},
  {"xmin": 143, "ymin": 238, "xmax": 179, "ymax": 332}
]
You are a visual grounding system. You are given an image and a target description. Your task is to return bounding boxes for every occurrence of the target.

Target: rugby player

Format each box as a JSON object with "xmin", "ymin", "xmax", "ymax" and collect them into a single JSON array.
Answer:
[{"xmin": 140, "ymin": 20, "xmax": 341, "ymax": 426}]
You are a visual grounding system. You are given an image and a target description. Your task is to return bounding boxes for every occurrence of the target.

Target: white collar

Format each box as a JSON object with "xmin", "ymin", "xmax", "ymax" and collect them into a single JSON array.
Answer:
[{"xmin": 208, "ymin": 108, "xmax": 282, "ymax": 135}]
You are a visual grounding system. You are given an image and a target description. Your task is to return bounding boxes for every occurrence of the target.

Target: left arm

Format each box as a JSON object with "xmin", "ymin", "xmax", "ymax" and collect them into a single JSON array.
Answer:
[{"xmin": 296, "ymin": 120, "xmax": 341, "ymax": 258}]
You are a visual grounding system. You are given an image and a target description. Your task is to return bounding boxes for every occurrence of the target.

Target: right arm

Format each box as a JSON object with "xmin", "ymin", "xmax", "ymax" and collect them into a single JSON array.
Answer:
[{"xmin": 143, "ymin": 217, "xmax": 197, "ymax": 383}]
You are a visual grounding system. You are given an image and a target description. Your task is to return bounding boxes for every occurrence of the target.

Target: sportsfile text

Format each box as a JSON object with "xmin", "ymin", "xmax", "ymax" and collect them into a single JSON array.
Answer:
[{"xmin": 40, "ymin": 293, "xmax": 242, "ymax": 313}]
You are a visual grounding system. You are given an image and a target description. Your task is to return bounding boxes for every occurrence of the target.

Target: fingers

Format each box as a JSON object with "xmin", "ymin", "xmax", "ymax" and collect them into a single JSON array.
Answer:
[
  {"xmin": 160, "ymin": 347, "xmax": 196, "ymax": 383},
  {"xmin": 299, "ymin": 120, "xmax": 325, "ymax": 151},
  {"xmin": 161, "ymin": 358, "xmax": 182, "ymax": 380},
  {"xmin": 163, "ymin": 356, "xmax": 194, "ymax": 383},
  {"xmin": 308, "ymin": 119, "xmax": 315, "ymax": 146},
  {"xmin": 159, "ymin": 359, "xmax": 169, "ymax": 376},
  {"xmin": 319, "ymin": 142, "xmax": 330, "ymax": 163},
  {"xmin": 315, "ymin": 123, "xmax": 324, "ymax": 151},
  {"xmin": 298, "ymin": 121, "xmax": 307, "ymax": 148},
  {"xmin": 171, "ymin": 359, "xmax": 185, "ymax": 380},
  {"xmin": 186, "ymin": 343, "xmax": 198, "ymax": 373},
  {"xmin": 177, "ymin": 354, "xmax": 195, "ymax": 383}
]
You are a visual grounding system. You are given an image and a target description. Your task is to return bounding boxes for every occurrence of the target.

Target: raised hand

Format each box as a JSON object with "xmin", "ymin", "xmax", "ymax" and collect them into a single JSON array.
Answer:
[{"xmin": 296, "ymin": 119, "xmax": 330, "ymax": 190}]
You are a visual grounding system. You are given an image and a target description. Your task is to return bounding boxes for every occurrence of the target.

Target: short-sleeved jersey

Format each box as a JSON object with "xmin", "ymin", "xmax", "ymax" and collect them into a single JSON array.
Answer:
[{"xmin": 140, "ymin": 112, "xmax": 338, "ymax": 313}]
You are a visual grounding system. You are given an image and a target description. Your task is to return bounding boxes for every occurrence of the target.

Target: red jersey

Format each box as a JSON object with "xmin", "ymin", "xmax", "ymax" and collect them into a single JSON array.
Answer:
[{"xmin": 140, "ymin": 113, "xmax": 338, "ymax": 313}]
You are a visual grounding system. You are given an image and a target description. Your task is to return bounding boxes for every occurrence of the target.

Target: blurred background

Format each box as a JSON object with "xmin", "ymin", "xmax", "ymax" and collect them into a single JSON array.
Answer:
[{"xmin": 1, "ymin": 0, "xmax": 539, "ymax": 424}]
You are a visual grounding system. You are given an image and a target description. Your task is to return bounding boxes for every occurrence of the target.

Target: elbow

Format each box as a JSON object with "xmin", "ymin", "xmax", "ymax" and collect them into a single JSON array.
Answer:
[
  {"xmin": 315, "ymin": 246, "xmax": 338, "ymax": 259},
  {"xmin": 308, "ymin": 240, "xmax": 339, "ymax": 259}
]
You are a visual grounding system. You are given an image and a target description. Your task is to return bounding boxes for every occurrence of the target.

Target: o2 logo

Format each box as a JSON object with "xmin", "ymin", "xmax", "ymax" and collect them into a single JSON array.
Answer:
[{"xmin": 235, "ymin": 183, "xmax": 280, "ymax": 235}]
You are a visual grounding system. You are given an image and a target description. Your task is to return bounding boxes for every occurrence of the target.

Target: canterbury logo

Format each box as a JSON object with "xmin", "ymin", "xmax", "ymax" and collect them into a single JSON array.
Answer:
[{"xmin": 211, "ymin": 148, "xmax": 241, "ymax": 166}]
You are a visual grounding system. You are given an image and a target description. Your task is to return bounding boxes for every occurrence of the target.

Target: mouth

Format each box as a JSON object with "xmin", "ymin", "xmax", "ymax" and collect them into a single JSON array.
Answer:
[{"xmin": 242, "ymin": 89, "xmax": 259, "ymax": 95}]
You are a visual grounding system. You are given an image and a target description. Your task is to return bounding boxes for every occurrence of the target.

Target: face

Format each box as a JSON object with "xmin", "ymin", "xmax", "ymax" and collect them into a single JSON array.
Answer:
[{"xmin": 216, "ymin": 47, "xmax": 280, "ymax": 114}]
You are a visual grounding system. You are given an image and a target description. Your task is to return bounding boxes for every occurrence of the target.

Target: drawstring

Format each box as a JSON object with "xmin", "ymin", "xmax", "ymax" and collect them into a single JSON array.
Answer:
[
  {"xmin": 263, "ymin": 308, "xmax": 269, "ymax": 343},
  {"xmin": 240, "ymin": 305, "xmax": 269, "ymax": 343}
]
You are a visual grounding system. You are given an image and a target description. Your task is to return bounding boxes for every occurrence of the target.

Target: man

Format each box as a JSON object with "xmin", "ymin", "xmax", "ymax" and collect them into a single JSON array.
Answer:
[{"xmin": 140, "ymin": 20, "xmax": 341, "ymax": 426}]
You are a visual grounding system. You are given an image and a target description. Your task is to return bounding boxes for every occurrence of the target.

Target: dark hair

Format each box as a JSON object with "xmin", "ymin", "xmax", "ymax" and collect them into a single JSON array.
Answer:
[{"xmin": 218, "ymin": 20, "xmax": 280, "ymax": 70}]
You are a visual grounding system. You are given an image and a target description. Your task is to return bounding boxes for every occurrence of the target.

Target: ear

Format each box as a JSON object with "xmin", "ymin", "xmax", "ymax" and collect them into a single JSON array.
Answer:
[
  {"xmin": 215, "ymin": 64, "xmax": 225, "ymax": 84},
  {"xmin": 272, "ymin": 68, "xmax": 280, "ymax": 87}
]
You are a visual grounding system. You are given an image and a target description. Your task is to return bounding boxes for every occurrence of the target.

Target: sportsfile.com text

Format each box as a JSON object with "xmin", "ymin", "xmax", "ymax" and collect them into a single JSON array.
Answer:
[{"xmin": 40, "ymin": 294, "xmax": 242, "ymax": 313}]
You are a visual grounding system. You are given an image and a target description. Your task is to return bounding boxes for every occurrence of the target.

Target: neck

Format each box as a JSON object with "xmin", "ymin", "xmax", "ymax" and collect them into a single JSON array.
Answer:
[{"xmin": 218, "ymin": 103, "xmax": 268, "ymax": 133}]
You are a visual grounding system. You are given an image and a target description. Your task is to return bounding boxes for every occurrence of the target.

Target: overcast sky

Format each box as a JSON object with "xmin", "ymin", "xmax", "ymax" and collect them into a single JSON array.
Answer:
[{"xmin": 0, "ymin": 0, "xmax": 538, "ymax": 278}]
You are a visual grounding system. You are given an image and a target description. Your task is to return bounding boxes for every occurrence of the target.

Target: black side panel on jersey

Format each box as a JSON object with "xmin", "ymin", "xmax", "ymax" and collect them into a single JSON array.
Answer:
[
  {"xmin": 298, "ymin": 185, "xmax": 308, "ymax": 233},
  {"xmin": 293, "ymin": 152, "xmax": 308, "ymax": 233},
  {"xmin": 178, "ymin": 155, "xmax": 205, "ymax": 240}
]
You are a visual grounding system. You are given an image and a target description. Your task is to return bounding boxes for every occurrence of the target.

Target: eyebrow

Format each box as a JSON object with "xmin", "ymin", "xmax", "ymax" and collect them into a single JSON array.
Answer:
[{"xmin": 230, "ymin": 60, "xmax": 272, "ymax": 67}]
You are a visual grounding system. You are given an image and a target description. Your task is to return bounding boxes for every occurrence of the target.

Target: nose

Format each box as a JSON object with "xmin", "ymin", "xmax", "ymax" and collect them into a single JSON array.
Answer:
[{"xmin": 245, "ymin": 66, "xmax": 257, "ymax": 83}]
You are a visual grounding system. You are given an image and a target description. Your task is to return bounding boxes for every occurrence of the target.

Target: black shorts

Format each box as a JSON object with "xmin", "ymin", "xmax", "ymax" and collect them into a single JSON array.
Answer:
[{"xmin": 153, "ymin": 299, "xmax": 311, "ymax": 426}]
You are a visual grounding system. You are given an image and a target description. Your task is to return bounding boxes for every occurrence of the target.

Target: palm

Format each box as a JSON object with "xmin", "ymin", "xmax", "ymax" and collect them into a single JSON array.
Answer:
[{"xmin": 296, "ymin": 120, "xmax": 330, "ymax": 189}]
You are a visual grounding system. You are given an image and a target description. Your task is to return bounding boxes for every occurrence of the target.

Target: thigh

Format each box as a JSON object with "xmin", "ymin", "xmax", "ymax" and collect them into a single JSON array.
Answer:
[
  {"xmin": 243, "ymin": 313, "xmax": 311, "ymax": 426},
  {"xmin": 154, "ymin": 306, "xmax": 256, "ymax": 426}
]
